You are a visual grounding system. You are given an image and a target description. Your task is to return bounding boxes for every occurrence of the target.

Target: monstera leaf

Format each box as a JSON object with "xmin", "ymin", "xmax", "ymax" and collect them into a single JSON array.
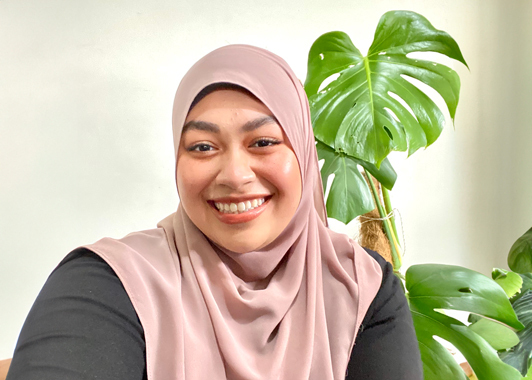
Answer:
[
  {"xmin": 508, "ymin": 227, "xmax": 532, "ymax": 274},
  {"xmin": 305, "ymin": 11, "xmax": 468, "ymax": 167},
  {"xmin": 500, "ymin": 290, "xmax": 532, "ymax": 376},
  {"xmin": 406, "ymin": 264, "xmax": 524, "ymax": 380},
  {"xmin": 493, "ymin": 268, "xmax": 524, "ymax": 298},
  {"xmin": 317, "ymin": 141, "xmax": 396, "ymax": 223},
  {"xmin": 468, "ymin": 318, "xmax": 520, "ymax": 351}
]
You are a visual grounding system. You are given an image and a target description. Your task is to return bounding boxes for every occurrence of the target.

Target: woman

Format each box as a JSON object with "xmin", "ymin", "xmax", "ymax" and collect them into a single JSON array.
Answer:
[{"xmin": 6, "ymin": 45, "xmax": 422, "ymax": 379}]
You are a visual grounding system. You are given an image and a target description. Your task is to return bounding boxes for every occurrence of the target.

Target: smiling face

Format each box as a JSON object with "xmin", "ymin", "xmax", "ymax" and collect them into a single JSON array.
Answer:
[{"xmin": 176, "ymin": 89, "xmax": 302, "ymax": 253}]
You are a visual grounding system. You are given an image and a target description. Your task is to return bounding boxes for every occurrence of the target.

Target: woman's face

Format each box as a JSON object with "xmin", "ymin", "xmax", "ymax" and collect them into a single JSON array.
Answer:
[{"xmin": 177, "ymin": 89, "xmax": 302, "ymax": 253}]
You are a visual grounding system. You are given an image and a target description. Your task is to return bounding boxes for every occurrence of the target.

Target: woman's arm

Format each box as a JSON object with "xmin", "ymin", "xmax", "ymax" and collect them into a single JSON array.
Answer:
[
  {"xmin": 6, "ymin": 249, "xmax": 147, "ymax": 380},
  {"xmin": 346, "ymin": 249, "xmax": 423, "ymax": 380}
]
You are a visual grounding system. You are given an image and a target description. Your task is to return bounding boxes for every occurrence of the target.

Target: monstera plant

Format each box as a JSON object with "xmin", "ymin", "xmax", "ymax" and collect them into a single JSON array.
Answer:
[
  {"xmin": 304, "ymin": 10, "xmax": 532, "ymax": 380},
  {"xmin": 304, "ymin": 10, "xmax": 467, "ymax": 270},
  {"xmin": 495, "ymin": 228, "xmax": 532, "ymax": 378}
]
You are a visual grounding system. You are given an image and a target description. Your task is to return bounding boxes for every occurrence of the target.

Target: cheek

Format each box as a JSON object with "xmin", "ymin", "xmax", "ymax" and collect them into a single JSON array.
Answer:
[
  {"xmin": 267, "ymin": 152, "xmax": 302, "ymax": 203},
  {"xmin": 176, "ymin": 157, "xmax": 211, "ymax": 201}
]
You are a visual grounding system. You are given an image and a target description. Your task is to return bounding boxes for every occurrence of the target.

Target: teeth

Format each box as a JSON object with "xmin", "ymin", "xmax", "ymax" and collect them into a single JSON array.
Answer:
[{"xmin": 214, "ymin": 198, "xmax": 266, "ymax": 214}]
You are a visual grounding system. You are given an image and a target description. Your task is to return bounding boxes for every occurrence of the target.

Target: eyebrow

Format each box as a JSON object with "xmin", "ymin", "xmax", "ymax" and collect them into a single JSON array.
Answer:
[
  {"xmin": 182, "ymin": 115, "xmax": 279, "ymax": 134},
  {"xmin": 182, "ymin": 120, "xmax": 219, "ymax": 134},
  {"xmin": 241, "ymin": 115, "xmax": 279, "ymax": 132}
]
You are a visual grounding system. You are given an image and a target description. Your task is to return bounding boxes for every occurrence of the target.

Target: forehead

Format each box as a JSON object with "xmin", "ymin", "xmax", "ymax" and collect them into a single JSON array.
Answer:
[{"xmin": 185, "ymin": 89, "xmax": 274, "ymax": 123}]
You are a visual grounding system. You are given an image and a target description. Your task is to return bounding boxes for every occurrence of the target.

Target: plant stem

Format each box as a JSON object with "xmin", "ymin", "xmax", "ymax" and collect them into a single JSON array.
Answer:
[
  {"xmin": 382, "ymin": 186, "xmax": 400, "ymax": 249},
  {"xmin": 364, "ymin": 169, "xmax": 402, "ymax": 271}
]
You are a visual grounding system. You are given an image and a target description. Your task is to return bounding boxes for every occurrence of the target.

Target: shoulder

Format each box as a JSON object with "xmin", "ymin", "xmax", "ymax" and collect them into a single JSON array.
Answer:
[
  {"xmin": 53, "ymin": 246, "xmax": 124, "ymax": 282},
  {"xmin": 39, "ymin": 247, "xmax": 145, "ymax": 341},
  {"xmin": 346, "ymin": 248, "xmax": 423, "ymax": 379},
  {"xmin": 359, "ymin": 248, "xmax": 404, "ymax": 329},
  {"xmin": 8, "ymin": 248, "xmax": 146, "ymax": 380},
  {"xmin": 82, "ymin": 228, "xmax": 179, "ymax": 287},
  {"xmin": 362, "ymin": 247, "xmax": 389, "ymax": 271},
  {"xmin": 48, "ymin": 247, "xmax": 141, "ymax": 315}
]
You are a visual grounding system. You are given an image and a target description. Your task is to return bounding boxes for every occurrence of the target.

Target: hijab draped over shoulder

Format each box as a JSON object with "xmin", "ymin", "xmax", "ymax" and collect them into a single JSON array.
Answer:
[{"xmin": 85, "ymin": 45, "xmax": 382, "ymax": 380}]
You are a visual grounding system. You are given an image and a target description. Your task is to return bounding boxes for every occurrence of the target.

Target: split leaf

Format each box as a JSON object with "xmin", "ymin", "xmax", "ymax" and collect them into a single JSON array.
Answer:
[
  {"xmin": 305, "ymin": 11, "xmax": 467, "ymax": 167},
  {"xmin": 407, "ymin": 264, "xmax": 523, "ymax": 380}
]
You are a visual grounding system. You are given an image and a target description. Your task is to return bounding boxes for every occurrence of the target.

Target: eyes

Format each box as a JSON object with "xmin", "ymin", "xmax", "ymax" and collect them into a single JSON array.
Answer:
[
  {"xmin": 253, "ymin": 138, "xmax": 281, "ymax": 148},
  {"xmin": 187, "ymin": 143, "xmax": 214, "ymax": 152},
  {"xmin": 186, "ymin": 137, "xmax": 282, "ymax": 153}
]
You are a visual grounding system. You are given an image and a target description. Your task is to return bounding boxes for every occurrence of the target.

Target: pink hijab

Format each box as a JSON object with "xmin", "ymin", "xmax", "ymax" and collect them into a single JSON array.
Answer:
[{"xmin": 85, "ymin": 45, "xmax": 382, "ymax": 380}]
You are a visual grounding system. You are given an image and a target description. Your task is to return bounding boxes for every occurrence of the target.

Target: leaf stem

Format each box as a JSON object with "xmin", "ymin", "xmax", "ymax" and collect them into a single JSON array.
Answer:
[
  {"xmin": 364, "ymin": 169, "xmax": 402, "ymax": 270},
  {"xmin": 382, "ymin": 186, "xmax": 400, "ymax": 249}
]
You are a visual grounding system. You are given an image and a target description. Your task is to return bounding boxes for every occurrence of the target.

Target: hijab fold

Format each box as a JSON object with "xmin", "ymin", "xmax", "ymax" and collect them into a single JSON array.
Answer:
[{"xmin": 84, "ymin": 44, "xmax": 382, "ymax": 380}]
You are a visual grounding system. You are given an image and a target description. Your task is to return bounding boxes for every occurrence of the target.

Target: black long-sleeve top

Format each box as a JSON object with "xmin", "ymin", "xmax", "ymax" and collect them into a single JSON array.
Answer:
[{"xmin": 6, "ymin": 248, "xmax": 422, "ymax": 379}]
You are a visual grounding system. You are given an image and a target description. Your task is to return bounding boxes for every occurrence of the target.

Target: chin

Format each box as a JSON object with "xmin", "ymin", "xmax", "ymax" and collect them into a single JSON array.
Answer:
[{"xmin": 204, "ymin": 225, "xmax": 265, "ymax": 253}]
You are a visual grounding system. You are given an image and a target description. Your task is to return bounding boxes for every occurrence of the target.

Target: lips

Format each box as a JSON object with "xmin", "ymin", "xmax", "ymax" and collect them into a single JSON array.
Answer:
[
  {"xmin": 208, "ymin": 195, "xmax": 272, "ymax": 224},
  {"xmin": 214, "ymin": 198, "xmax": 265, "ymax": 214}
]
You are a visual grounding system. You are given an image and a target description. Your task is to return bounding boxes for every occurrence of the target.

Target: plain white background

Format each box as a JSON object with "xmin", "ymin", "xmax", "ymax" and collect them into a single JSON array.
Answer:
[{"xmin": 2, "ymin": 0, "xmax": 532, "ymax": 358}]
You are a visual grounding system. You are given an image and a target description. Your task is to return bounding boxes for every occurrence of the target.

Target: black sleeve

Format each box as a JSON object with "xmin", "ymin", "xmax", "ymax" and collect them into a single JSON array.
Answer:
[
  {"xmin": 346, "ymin": 249, "xmax": 423, "ymax": 380},
  {"xmin": 6, "ymin": 248, "xmax": 147, "ymax": 380}
]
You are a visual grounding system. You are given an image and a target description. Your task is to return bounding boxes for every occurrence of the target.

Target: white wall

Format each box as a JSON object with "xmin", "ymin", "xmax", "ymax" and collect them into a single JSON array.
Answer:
[{"xmin": 2, "ymin": 0, "xmax": 531, "ymax": 358}]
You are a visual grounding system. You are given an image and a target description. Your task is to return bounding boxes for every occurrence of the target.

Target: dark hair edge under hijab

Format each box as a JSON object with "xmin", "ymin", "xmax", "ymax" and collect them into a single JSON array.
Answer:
[{"xmin": 188, "ymin": 82, "xmax": 258, "ymax": 112}]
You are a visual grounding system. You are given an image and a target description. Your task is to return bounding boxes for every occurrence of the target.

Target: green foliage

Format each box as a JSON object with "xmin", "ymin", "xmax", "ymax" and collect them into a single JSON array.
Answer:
[
  {"xmin": 520, "ymin": 274, "xmax": 532, "ymax": 295},
  {"xmin": 468, "ymin": 318, "xmax": 520, "ymax": 351},
  {"xmin": 305, "ymin": 10, "xmax": 467, "ymax": 168},
  {"xmin": 407, "ymin": 265, "xmax": 523, "ymax": 328},
  {"xmin": 493, "ymin": 231, "xmax": 532, "ymax": 377},
  {"xmin": 500, "ymin": 290, "xmax": 532, "ymax": 376},
  {"xmin": 493, "ymin": 268, "xmax": 524, "ymax": 298},
  {"xmin": 317, "ymin": 141, "xmax": 373, "ymax": 222},
  {"xmin": 406, "ymin": 264, "xmax": 523, "ymax": 380},
  {"xmin": 508, "ymin": 228, "xmax": 532, "ymax": 274},
  {"xmin": 525, "ymin": 363, "xmax": 532, "ymax": 379},
  {"xmin": 316, "ymin": 141, "xmax": 397, "ymax": 223}
]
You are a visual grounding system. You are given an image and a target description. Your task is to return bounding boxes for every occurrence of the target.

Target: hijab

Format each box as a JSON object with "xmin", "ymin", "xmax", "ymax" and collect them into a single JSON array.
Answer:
[{"xmin": 85, "ymin": 44, "xmax": 382, "ymax": 380}]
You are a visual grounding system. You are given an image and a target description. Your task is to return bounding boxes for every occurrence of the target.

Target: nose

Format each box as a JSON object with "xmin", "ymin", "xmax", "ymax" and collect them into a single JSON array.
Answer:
[{"xmin": 215, "ymin": 148, "xmax": 256, "ymax": 190}]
